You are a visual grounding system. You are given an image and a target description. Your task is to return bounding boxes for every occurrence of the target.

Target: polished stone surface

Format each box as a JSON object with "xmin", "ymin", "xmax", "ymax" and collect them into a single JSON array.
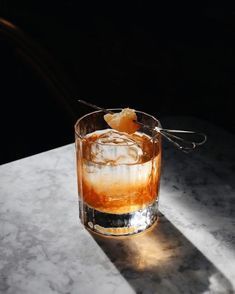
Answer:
[{"xmin": 0, "ymin": 117, "xmax": 235, "ymax": 293}]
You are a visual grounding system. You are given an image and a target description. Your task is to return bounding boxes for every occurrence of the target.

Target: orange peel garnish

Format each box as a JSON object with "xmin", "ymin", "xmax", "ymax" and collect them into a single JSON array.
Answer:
[{"xmin": 104, "ymin": 108, "xmax": 140, "ymax": 134}]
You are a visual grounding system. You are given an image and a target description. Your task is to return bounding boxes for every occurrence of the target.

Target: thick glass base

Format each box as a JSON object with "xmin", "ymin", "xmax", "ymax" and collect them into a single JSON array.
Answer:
[{"xmin": 79, "ymin": 200, "xmax": 158, "ymax": 236}]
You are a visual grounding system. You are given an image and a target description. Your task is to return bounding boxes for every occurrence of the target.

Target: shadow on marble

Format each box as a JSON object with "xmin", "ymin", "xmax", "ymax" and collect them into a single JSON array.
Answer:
[
  {"xmin": 90, "ymin": 214, "xmax": 233, "ymax": 294},
  {"xmin": 162, "ymin": 116, "xmax": 235, "ymax": 219},
  {"xmin": 161, "ymin": 117, "xmax": 235, "ymax": 255}
]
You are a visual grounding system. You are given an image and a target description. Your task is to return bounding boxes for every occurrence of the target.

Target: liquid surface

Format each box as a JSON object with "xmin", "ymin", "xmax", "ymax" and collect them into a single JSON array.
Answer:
[{"xmin": 76, "ymin": 129, "xmax": 161, "ymax": 214}]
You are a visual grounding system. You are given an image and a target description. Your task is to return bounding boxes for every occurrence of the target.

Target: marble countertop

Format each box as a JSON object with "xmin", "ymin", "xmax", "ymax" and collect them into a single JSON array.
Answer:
[{"xmin": 0, "ymin": 117, "xmax": 235, "ymax": 294}]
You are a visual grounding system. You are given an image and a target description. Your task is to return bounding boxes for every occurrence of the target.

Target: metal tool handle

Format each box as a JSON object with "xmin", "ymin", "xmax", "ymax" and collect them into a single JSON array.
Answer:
[
  {"xmin": 154, "ymin": 127, "xmax": 207, "ymax": 153},
  {"xmin": 78, "ymin": 99, "xmax": 207, "ymax": 152}
]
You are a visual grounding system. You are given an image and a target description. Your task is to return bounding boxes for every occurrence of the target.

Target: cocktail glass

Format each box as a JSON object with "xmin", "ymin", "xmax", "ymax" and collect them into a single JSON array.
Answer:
[{"xmin": 75, "ymin": 109, "xmax": 162, "ymax": 236}]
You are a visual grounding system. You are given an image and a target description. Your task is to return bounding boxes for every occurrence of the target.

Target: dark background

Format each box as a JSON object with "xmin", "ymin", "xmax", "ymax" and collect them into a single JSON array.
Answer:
[{"xmin": 0, "ymin": 1, "xmax": 234, "ymax": 164}]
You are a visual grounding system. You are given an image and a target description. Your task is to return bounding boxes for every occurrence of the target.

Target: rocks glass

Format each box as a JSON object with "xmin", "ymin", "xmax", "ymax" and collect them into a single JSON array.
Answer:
[{"xmin": 75, "ymin": 109, "xmax": 161, "ymax": 236}]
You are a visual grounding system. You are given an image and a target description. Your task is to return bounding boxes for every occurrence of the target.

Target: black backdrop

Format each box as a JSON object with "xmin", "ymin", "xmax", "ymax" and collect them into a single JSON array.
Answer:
[{"xmin": 0, "ymin": 1, "xmax": 234, "ymax": 164}]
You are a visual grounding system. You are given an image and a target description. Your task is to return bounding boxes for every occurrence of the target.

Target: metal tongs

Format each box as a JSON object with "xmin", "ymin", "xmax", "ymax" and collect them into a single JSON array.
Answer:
[{"xmin": 78, "ymin": 99, "xmax": 207, "ymax": 153}]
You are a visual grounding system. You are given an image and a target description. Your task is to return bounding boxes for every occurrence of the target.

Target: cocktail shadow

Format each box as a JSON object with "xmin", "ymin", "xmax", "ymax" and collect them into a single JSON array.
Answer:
[{"xmin": 90, "ymin": 213, "xmax": 233, "ymax": 294}]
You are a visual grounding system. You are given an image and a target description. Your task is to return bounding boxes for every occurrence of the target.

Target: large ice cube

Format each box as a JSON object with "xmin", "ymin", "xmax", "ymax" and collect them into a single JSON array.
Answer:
[{"xmin": 90, "ymin": 130, "xmax": 143, "ymax": 164}]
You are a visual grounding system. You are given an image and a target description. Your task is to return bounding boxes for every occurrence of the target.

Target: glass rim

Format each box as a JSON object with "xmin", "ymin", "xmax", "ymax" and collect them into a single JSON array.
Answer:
[{"xmin": 74, "ymin": 108, "xmax": 161, "ymax": 144}]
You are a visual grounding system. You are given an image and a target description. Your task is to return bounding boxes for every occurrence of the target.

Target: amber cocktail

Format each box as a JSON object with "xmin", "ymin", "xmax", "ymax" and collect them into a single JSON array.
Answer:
[{"xmin": 75, "ymin": 109, "xmax": 161, "ymax": 236}]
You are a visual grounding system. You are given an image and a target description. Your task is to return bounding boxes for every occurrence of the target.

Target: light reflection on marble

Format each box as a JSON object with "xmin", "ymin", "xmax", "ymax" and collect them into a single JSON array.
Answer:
[
  {"xmin": 93, "ymin": 214, "xmax": 233, "ymax": 293},
  {"xmin": 0, "ymin": 117, "xmax": 235, "ymax": 294}
]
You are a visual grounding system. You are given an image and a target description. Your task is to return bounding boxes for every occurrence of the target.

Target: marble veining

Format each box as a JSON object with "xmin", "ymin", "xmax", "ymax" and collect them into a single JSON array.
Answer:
[{"xmin": 0, "ymin": 117, "xmax": 235, "ymax": 294}]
